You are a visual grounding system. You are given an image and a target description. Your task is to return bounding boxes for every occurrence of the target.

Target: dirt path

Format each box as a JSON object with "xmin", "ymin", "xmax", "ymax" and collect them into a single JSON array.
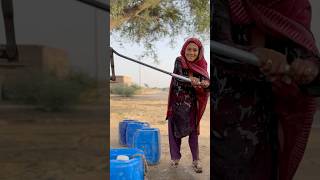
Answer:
[{"xmin": 110, "ymin": 90, "xmax": 210, "ymax": 180}]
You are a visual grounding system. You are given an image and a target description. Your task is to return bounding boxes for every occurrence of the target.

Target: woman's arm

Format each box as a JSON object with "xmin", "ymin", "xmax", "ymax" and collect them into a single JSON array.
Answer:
[{"xmin": 172, "ymin": 58, "xmax": 193, "ymax": 87}]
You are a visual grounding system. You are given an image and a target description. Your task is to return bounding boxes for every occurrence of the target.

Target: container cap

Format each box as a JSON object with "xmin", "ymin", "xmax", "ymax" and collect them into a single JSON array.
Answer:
[{"xmin": 116, "ymin": 155, "xmax": 130, "ymax": 161}]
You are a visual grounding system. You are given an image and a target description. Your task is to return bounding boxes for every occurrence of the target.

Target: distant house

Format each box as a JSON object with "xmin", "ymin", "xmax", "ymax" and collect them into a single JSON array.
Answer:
[{"xmin": 110, "ymin": 75, "xmax": 132, "ymax": 86}]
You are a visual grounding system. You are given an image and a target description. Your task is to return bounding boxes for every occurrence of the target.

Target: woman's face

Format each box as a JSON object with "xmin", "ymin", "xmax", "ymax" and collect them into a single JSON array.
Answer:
[{"xmin": 185, "ymin": 43, "xmax": 199, "ymax": 62}]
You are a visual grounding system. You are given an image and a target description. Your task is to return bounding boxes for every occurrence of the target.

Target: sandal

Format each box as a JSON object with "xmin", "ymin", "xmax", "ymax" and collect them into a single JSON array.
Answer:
[
  {"xmin": 170, "ymin": 159, "xmax": 180, "ymax": 168},
  {"xmin": 192, "ymin": 160, "xmax": 202, "ymax": 173}
]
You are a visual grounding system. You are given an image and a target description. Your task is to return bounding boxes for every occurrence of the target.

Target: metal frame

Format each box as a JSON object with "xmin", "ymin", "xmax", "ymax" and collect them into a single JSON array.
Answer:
[{"xmin": 0, "ymin": 0, "xmax": 110, "ymax": 65}]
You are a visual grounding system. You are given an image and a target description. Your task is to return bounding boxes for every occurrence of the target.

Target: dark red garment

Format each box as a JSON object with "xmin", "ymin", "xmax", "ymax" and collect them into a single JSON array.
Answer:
[
  {"xmin": 228, "ymin": 1, "xmax": 319, "ymax": 179},
  {"xmin": 166, "ymin": 38, "xmax": 209, "ymax": 134},
  {"xmin": 229, "ymin": 0, "xmax": 319, "ymax": 55}
]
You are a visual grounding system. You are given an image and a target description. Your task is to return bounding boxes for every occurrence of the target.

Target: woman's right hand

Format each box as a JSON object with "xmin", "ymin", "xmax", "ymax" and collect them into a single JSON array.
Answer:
[{"xmin": 252, "ymin": 47, "xmax": 290, "ymax": 82}]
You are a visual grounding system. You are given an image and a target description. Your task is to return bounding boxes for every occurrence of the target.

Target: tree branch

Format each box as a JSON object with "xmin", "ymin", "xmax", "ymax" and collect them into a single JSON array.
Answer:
[{"xmin": 110, "ymin": 0, "xmax": 161, "ymax": 30}]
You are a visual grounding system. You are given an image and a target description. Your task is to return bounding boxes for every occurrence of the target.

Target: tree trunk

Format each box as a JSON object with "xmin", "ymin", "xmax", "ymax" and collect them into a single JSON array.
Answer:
[{"xmin": 110, "ymin": 0, "xmax": 161, "ymax": 30}]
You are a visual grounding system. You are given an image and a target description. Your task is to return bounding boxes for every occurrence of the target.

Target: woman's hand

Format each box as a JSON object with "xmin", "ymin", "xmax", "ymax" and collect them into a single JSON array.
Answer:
[
  {"xmin": 190, "ymin": 77, "xmax": 209, "ymax": 89},
  {"xmin": 252, "ymin": 47, "xmax": 290, "ymax": 82},
  {"xmin": 200, "ymin": 80, "xmax": 210, "ymax": 88},
  {"xmin": 290, "ymin": 58, "xmax": 319, "ymax": 85},
  {"xmin": 190, "ymin": 76, "xmax": 201, "ymax": 87}
]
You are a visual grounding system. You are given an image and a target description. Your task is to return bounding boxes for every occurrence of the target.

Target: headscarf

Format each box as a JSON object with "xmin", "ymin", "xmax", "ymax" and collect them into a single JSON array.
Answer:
[
  {"xmin": 166, "ymin": 38, "xmax": 209, "ymax": 134},
  {"xmin": 179, "ymin": 38, "xmax": 209, "ymax": 80},
  {"xmin": 228, "ymin": 1, "xmax": 319, "ymax": 179},
  {"xmin": 228, "ymin": 0, "xmax": 319, "ymax": 55}
]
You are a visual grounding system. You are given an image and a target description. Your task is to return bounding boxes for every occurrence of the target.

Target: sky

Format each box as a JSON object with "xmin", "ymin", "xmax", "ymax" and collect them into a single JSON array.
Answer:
[{"xmin": 110, "ymin": 35, "xmax": 210, "ymax": 88}]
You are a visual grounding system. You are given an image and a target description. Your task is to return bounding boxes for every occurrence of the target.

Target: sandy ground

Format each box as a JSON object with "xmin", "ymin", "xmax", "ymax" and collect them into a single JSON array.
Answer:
[
  {"xmin": 110, "ymin": 89, "xmax": 211, "ymax": 180},
  {"xmin": 0, "ymin": 105, "xmax": 108, "ymax": 180},
  {"xmin": 111, "ymin": 89, "xmax": 320, "ymax": 180}
]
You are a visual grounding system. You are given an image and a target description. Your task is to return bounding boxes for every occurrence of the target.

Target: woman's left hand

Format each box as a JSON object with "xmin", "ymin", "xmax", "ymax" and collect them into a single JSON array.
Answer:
[
  {"xmin": 290, "ymin": 59, "xmax": 319, "ymax": 85},
  {"xmin": 200, "ymin": 80, "xmax": 210, "ymax": 88},
  {"xmin": 190, "ymin": 77, "xmax": 209, "ymax": 89}
]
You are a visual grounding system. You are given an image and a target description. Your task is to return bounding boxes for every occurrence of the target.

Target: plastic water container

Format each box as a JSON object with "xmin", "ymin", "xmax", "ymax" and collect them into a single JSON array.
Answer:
[
  {"xmin": 110, "ymin": 148, "xmax": 145, "ymax": 180},
  {"xmin": 133, "ymin": 128, "xmax": 161, "ymax": 165},
  {"xmin": 119, "ymin": 119, "xmax": 137, "ymax": 146},
  {"xmin": 126, "ymin": 122, "xmax": 149, "ymax": 147}
]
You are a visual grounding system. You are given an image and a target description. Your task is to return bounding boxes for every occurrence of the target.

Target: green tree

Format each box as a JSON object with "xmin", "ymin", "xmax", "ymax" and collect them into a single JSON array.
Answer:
[{"xmin": 111, "ymin": 0, "xmax": 210, "ymax": 61}]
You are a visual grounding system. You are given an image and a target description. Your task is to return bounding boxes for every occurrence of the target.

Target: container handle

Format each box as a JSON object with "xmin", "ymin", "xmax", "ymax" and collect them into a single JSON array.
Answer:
[{"xmin": 131, "ymin": 154, "xmax": 149, "ymax": 176}]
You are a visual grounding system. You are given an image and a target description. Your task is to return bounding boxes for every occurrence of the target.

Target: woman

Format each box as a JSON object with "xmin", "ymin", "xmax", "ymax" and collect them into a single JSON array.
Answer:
[
  {"xmin": 212, "ymin": 0, "xmax": 320, "ymax": 179},
  {"xmin": 166, "ymin": 38, "xmax": 210, "ymax": 173}
]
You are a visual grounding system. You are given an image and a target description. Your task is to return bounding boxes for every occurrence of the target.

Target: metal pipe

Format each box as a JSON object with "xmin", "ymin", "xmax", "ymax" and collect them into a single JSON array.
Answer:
[
  {"xmin": 211, "ymin": 40, "xmax": 259, "ymax": 66},
  {"xmin": 110, "ymin": 48, "xmax": 116, "ymax": 81},
  {"xmin": 111, "ymin": 48, "xmax": 191, "ymax": 83}
]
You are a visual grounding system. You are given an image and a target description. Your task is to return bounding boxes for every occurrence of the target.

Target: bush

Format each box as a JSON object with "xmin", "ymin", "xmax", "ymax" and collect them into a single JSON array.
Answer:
[
  {"xmin": 110, "ymin": 84, "xmax": 140, "ymax": 97},
  {"xmin": 2, "ymin": 71, "xmax": 95, "ymax": 112},
  {"xmin": 67, "ymin": 72, "xmax": 101, "ymax": 103},
  {"xmin": 68, "ymin": 72, "xmax": 97, "ymax": 91},
  {"xmin": 130, "ymin": 84, "xmax": 142, "ymax": 91}
]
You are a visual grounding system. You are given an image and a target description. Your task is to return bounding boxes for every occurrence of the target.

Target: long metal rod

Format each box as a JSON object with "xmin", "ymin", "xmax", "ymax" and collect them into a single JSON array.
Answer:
[
  {"xmin": 110, "ymin": 49, "xmax": 116, "ymax": 81},
  {"xmin": 111, "ymin": 48, "xmax": 191, "ymax": 82},
  {"xmin": 211, "ymin": 40, "xmax": 259, "ymax": 66},
  {"xmin": 75, "ymin": 0, "xmax": 110, "ymax": 12}
]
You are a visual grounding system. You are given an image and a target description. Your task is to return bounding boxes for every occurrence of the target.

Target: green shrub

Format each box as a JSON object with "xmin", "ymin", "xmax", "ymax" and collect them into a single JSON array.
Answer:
[
  {"xmin": 2, "ymin": 71, "xmax": 96, "ymax": 112},
  {"xmin": 130, "ymin": 84, "xmax": 142, "ymax": 91},
  {"xmin": 110, "ymin": 84, "xmax": 140, "ymax": 97},
  {"xmin": 67, "ymin": 72, "xmax": 97, "ymax": 91}
]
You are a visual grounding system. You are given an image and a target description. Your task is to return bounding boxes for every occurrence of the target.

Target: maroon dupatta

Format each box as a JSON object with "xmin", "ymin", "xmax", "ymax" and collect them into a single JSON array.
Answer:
[{"xmin": 166, "ymin": 38, "xmax": 210, "ymax": 134}]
